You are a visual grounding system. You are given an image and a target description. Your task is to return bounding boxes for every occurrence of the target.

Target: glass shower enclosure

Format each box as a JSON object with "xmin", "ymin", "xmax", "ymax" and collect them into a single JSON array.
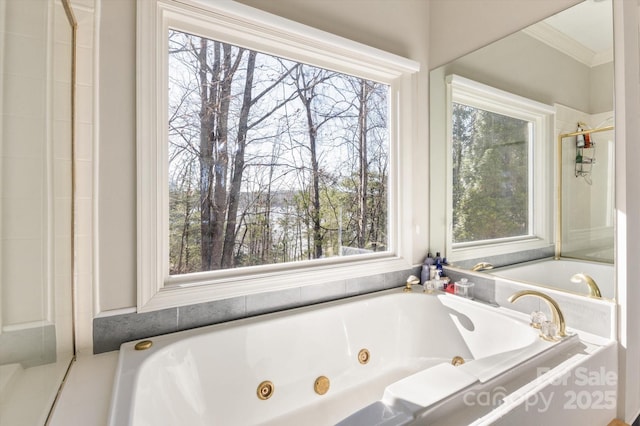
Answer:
[{"xmin": 0, "ymin": 0, "xmax": 76, "ymax": 423}]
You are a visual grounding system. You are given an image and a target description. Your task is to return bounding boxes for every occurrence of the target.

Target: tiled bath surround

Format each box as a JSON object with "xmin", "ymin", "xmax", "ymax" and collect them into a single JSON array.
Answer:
[{"xmin": 93, "ymin": 267, "xmax": 420, "ymax": 353}]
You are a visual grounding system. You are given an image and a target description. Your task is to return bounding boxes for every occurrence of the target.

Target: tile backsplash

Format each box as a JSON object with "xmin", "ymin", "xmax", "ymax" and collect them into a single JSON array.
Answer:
[
  {"xmin": 93, "ymin": 262, "xmax": 615, "ymax": 353},
  {"xmin": 93, "ymin": 267, "xmax": 420, "ymax": 353}
]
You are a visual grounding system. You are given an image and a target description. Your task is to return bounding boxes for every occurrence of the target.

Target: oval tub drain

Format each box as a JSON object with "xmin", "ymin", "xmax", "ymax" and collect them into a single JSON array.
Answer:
[
  {"xmin": 257, "ymin": 381, "xmax": 274, "ymax": 400},
  {"xmin": 451, "ymin": 356, "xmax": 465, "ymax": 366}
]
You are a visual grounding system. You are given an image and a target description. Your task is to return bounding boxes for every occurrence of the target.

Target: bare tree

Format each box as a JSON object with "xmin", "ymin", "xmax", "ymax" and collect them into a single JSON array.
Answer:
[
  {"xmin": 196, "ymin": 40, "xmax": 244, "ymax": 270},
  {"xmin": 292, "ymin": 65, "xmax": 350, "ymax": 259},
  {"xmin": 222, "ymin": 54, "xmax": 297, "ymax": 268},
  {"xmin": 168, "ymin": 30, "xmax": 390, "ymax": 272},
  {"xmin": 356, "ymin": 79, "xmax": 371, "ymax": 248}
]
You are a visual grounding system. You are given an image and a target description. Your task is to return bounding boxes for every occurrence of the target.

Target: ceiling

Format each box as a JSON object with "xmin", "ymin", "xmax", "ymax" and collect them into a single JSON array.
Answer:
[{"xmin": 523, "ymin": 0, "xmax": 613, "ymax": 67}]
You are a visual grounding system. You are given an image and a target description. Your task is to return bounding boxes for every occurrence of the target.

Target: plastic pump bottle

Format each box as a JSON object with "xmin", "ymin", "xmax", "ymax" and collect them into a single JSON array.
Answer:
[{"xmin": 421, "ymin": 253, "xmax": 435, "ymax": 284}]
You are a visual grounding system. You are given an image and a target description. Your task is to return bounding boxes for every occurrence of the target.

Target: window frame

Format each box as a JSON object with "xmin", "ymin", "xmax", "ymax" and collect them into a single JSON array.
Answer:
[
  {"xmin": 136, "ymin": 0, "xmax": 419, "ymax": 312},
  {"xmin": 445, "ymin": 75, "xmax": 555, "ymax": 261}
]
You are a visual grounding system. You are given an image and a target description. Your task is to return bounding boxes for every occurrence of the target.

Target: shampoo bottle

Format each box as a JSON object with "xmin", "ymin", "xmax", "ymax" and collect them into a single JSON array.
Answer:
[
  {"xmin": 576, "ymin": 125, "xmax": 585, "ymax": 147},
  {"xmin": 420, "ymin": 253, "xmax": 435, "ymax": 284}
]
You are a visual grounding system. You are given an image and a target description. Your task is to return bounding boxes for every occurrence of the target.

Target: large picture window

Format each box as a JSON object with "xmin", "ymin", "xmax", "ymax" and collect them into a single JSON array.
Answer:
[
  {"xmin": 137, "ymin": 0, "xmax": 419, "ymax": 311},
  {"xmin": 167, "ymin": 30, "xmax": 390, "ymax": 274},
  {"xmin": 447, "ymin": 75, "xmax": 554, "ymax": 258}
]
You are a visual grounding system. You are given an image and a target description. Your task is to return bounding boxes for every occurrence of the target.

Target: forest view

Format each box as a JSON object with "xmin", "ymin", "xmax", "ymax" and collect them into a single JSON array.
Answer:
[
  {"xmin": 167, "ymin": 30, "xmax": 390, "ymax": 275},
  {"xmin": 452, "ymin": 103, "xmax": 530, "ymax": 244}
]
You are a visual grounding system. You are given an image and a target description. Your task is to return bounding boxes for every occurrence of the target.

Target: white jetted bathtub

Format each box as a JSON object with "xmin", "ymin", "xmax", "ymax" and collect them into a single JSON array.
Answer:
[
  {"xmin": 490, "ymin": 258, "xmax": 614, "ymax": 299},
  {"xmin": 108, "ymin": 289, "xmax": 578, "ymax": 426}
]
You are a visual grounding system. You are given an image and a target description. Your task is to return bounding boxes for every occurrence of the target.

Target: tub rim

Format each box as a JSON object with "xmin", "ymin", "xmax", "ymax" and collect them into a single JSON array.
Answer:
[{"xmin": 106, "ymin": 288, "xmax": 574, "ymax": 426}]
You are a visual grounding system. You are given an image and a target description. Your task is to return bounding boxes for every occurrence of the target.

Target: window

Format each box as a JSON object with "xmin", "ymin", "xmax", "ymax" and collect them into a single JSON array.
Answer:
[
  {"xmin": 167, "ymin": 30, "xmax": 390, "ymax": 274},
  {"xmin": 452, "ymin": 104, "xmax": 531, "ymax": 244},
  {"xmin": 446, "ymin": 75, "xmax": 554, "ymax": 259},
  {"xmin": 137, "ymin": 0, "xmax": 419, "ymax": 311}
]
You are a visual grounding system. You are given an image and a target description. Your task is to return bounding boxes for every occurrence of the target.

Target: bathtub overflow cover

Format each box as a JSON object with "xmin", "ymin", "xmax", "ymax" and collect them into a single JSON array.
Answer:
[
  {"xmin": 257, "ymin": 381, "xmax": 274, "ymax": 400},
  {"xmin": 358, "ymin": 348, "xmax": 370, "ymax": 364},
  {"xmin": 452, "ymin": 356, "xmax": 465, "ymax": 366},
  {"xmin": 134, "ymin": 340, "xmax": 153, "ymax": 351}
]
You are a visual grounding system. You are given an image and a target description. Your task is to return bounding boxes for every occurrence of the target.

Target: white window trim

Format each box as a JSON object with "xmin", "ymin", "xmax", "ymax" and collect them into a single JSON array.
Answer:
[
  {"xmin": 445, "ymin": 75, "xmax": 555, "ymax": 262},
  {"xmin": 136, "ymin": 0, "xmax": 420, "ymax": 312}
]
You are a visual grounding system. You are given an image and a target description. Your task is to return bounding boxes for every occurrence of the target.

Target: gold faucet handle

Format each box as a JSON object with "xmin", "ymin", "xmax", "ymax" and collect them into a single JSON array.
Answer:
[
  {"xmin": 508, "ymin": 290, "xmax": 567, "ymax": 339},
  {"xmin": 471, "ymin": 262, "xmax": 494, "ymax": 272},
  {"xmin": 404, "ymin": 275, "xmax": 420, "ymax": 292}
]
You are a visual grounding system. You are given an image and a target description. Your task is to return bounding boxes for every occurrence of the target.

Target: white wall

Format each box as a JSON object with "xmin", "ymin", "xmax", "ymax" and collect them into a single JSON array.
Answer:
[
  {"xmin": 428, "ymin": 0, "xmax": 582, "ymax": 68},
  {"xmin": 97, "ymin": 0, "xmax": 136, "ymax": 311},
  {"xmin": 96, "ymin": 0, "xmax": 431, "ymax": 312},
  {"xmin": 441, "ymin": 31, "xmax": 595, "ymax": 112},
  {"xmin": 1, "ymin": 0, "xmax": 49, "ymax": 327},
  {"xmin": 591, "ymin": 62, "xmax": 615, "ymax": 113}
]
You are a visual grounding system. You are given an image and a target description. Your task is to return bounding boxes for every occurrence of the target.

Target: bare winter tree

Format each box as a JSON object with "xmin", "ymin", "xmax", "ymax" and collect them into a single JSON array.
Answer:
[
  {"xmin": 356, "ymin": 79, "xmax": 371, "ymax": 248},
  {"xmin": 221, "ymin": 52, "xmax": 297, "ymax": 268},
  {"xmin": 171, "ymin": 31, "xmax": 300, "ymax": 270},
  {"xmin": 291, "ymin": 64, "xmax": 356, "ymax": 259},
  {"xmin": 168, "ymin": 30, "xmax": 390, "ymax": 274}
]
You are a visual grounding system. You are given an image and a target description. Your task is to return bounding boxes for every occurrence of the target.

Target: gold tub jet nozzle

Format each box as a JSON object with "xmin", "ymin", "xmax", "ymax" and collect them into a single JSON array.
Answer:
[
  {"xmin": 471, "ymin": 262, "xmax": 493, "ymax": 272},
  {"xmin": 508, "ymin": 290, "xmax": 567, "ymax": 339},
  {"xmin": 570, "ymin": 273, "xmax": 602, "ymax": 299}
]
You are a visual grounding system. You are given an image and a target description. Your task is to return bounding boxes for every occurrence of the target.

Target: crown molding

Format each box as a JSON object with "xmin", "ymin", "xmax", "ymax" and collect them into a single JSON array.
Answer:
[{"xmin": 523, "ymin": 21, "xmax": 611, "ymax": 68}]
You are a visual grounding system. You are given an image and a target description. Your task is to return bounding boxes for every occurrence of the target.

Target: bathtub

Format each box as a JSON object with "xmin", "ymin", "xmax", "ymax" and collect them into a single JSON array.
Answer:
[
  {"xmin": 489, "ymin": 258, "xmax": 614, "ymax": 299},
  {"xmin": 108, "ymin": 289, "xmax": 578, "ymax": 426}
]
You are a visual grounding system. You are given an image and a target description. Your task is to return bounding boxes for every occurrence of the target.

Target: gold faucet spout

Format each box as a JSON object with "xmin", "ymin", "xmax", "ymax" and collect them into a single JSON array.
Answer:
[
  {"xmin": 571, "ymin": 273, "xmax": 602, "ymax": 298},
  {"xmin": 471, "ymin": 262, "xmax": 493, "ymax": 272},
  {"xmin": 508, "ymin": 290, "xmax": 567, "ymax": 338}
]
